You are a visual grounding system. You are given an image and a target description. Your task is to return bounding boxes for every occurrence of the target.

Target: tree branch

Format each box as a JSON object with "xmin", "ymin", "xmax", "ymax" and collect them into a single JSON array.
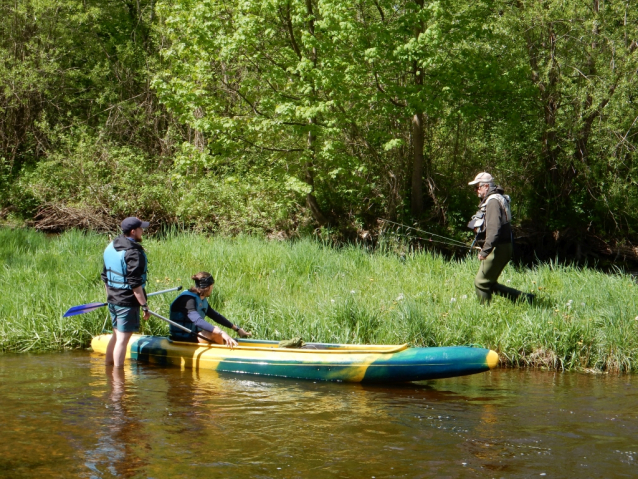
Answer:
[
  {"xmin": 237, "ymin": 136, "xmax": 305, "ymax": 152},
  {"xmin": 372, "ymin": 0, "xmax": 385, "ymax": 22},
  {"xmin": 374, "ymin": 71, "xmax": 407, "ymax": 108},
  {"xmin": 280, "ymin": 4, "xmax": 303, "ymax": 60},
  {"xmin": 219, "ymin": 78, "xmax": 268, "ymax": 117}
]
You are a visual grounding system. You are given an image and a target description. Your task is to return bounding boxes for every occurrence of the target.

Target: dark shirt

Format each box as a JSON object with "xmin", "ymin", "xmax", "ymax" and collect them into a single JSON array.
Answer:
[
  {"xmin": 476, "ymin": 186, "xmax": 512, "ymax": 256},
  {"xmin": 101, "ymin": 234, "xmax": 147, "ymax": 306},
  {"xmin": 170, "ymin": 294, "xmax": 234, "ymax": 333}
]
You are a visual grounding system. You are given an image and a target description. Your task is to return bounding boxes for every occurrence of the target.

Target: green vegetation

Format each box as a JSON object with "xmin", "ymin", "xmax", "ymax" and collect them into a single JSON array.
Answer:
[
  {"xmin": 1, "ymin": 0, "xmax": 637, "ymax": 259},
  {"xmin": 1, "ymin": 228, "xmax": 636, "ymax": 372}
]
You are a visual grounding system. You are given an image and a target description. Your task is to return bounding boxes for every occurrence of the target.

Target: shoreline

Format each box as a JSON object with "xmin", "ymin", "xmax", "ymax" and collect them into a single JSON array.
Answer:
[{"xmin": 0, "ymin": 228, "xmax": 636, "ymax": 372}]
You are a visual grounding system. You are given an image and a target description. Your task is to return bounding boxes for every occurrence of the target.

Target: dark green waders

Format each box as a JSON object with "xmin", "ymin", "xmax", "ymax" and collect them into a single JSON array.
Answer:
[{"xmin": 474, "ymin": 243, "xmax": 527, "ymax": 303}]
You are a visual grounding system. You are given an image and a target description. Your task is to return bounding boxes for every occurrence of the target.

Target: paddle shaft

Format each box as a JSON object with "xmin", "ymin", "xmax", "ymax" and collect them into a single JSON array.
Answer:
[
  {"xmin": 93, "ymin": 286, "xmax": 185, "ymax": 306},
  {"xmin": 147, "ymin": 309, "xmax": 214, "ymax": 344},
  {"xmin": 148, "ymin": 286, "xmax": 184, "ymax": 298},
  {"xmin": 64, "ymin": 286, "xmax": 183, "ymax": 317}
]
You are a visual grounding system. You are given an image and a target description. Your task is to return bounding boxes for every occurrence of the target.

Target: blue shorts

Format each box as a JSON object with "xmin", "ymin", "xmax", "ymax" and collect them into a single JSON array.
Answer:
[{"xmin": 108, "ymin": 304, "xmax": 140, "ymax": 333}]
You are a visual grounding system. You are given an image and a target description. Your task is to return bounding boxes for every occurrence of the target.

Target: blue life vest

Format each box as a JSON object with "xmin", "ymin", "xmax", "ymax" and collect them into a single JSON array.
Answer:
[
  {"xmin": 103, "ymin": 241, "xmax": 148, "ymax": 290},
  {"xmin": 169, "ymin": 291, "xmax": 208, "ymax": 339}
]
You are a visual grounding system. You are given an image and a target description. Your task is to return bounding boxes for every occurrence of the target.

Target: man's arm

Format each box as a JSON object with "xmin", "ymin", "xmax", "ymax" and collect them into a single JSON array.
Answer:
[
  {"xmin": 185, "ymin": 298, "xmax": 215, "ymax": 332},
  {"xmin": 125, "ymin": 249, "xmax": 146, "ymax": 289},
  {"xmin": 479, "ymin": 200, "xmax": 503, "ymax": 258},
  {"xmin": 125, "ymin": 249, "xmax": 149, "ymax": 318},
  {"xmin": 205, "ymin": 307, "xmax": 234, "ymax": 329},
  {"xmin": 206, "ymin": 306, "xmax": 252, "ymax": 338},
  {"xmin": 133, "ymin": 286, "xmax": 150, "ymax": 320},
  {"xmin": 184, "ymin": 299, "xmax": 236, "ymax": 347}
]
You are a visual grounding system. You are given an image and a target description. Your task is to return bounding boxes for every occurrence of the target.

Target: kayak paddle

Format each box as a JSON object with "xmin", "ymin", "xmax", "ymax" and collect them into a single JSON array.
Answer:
[
  {"xmin": 63, "ymin": 286, "xmax": 183, "ymax": 317},
  {"xmin": 146, "ymin": 309, "xmax": 216, "ymax": 345}
]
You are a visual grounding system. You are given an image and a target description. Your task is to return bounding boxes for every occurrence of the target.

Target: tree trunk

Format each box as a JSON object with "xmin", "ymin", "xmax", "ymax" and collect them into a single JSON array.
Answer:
[
  {"xmin": 304, "ymin": 0, "xmax": 329, "ymax": 226},
  {"xmin": 410, "ymin": 0, "xmax": 425, "ymax": 217},
  {"xmin": 306, "ymin": 120, "xmax": 329, "ymax": 226},
  {"xmin": 411, "ymin": 112, "xmax": 425, "ymax": 217}
]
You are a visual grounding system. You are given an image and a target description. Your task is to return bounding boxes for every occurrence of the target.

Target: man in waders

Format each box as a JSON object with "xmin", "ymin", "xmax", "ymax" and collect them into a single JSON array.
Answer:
[
  {"xmin": 467, "ymin": 172, "xmax": 533, "ymax": 304},
  {"xmin": 101, "ymin": 217, "xmax": 151, "ymax": 366}
]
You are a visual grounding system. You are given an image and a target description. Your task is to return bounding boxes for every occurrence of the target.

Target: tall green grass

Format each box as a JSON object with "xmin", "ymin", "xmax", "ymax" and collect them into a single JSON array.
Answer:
[{"xmin": 0, "ymin": 228, "xmax": 636, "ymax": 372}]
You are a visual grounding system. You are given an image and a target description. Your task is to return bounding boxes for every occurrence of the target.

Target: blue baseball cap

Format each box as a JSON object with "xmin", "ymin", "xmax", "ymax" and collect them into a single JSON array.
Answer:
[{"xmin": 121, "ymin": 217, "xmax": 150, "ymax": 232}]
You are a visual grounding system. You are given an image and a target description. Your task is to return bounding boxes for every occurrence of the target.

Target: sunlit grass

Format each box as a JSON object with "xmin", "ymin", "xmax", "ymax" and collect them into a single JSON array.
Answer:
[{"xmin": 0, "ymin": 228, "xmax": 636, "ymax": 372}]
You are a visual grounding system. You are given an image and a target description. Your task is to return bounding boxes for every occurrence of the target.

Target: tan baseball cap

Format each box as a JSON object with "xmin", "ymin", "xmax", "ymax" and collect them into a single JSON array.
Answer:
[{"xmin": 468, "ymin": 172, "xmax": 494, "ymax": 186}]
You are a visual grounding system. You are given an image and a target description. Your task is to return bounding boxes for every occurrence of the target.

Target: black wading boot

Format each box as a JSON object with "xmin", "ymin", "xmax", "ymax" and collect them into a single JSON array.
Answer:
[{"xmin": 475, "ymin": 288, "xmax": 492, "ymax": 305}]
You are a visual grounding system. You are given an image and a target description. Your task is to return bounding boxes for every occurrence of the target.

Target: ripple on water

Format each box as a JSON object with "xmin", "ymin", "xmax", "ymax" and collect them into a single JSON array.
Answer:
[{"xmin": 0, "ymin": 353, "xmax": 637, "ymax": 478}]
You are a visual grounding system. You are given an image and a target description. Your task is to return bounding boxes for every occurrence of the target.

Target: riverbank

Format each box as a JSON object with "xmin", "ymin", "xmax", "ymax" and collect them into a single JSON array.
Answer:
[{"xmin": 1, "ymin": 228, "xmax": 636, "ymax": 372}]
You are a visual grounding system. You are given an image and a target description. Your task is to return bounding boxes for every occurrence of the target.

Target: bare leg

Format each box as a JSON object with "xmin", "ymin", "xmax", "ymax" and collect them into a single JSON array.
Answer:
[
  {"xmin": 196, "ymin": 330, "xmax": 223, "ymax": 345},
  {"xmin": 113, "ymin": 329, "xmax": 134, "ymax": 367},
  {"xmin": 105, "ymin": 330, "xmax": 117, "ymax": 365}
]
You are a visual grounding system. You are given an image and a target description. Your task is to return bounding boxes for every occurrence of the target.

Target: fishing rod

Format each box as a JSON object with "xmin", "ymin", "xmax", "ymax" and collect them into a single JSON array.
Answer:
[
  {"xmin": 469, "ymin": 232, "xmax": 479, "ymax": 250},
  {"xmin": 379, "ymin": 219, "xmax": 468, "ymax": 246},
  {"xmin": 379, "ymin": 218, "xmax": 478, "ymax": 250},
  {"xmin": 391, "ymin": 230, "xmax": 476, "ymax": 250}
]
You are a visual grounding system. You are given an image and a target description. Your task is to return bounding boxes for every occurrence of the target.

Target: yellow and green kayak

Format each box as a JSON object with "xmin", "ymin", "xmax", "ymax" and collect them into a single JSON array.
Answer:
[{"xmin": 91, "ymin": 334, "xmax": 499, "ymax": 383}]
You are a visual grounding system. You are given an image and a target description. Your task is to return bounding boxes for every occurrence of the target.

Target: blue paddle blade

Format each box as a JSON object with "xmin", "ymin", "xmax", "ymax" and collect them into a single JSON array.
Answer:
[{"xmin": 63, "ymin": 302, "xmax": 107, "ymax": 317}]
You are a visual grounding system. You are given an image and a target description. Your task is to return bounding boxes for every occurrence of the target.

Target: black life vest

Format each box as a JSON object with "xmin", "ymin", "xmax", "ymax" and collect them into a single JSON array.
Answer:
[{"xmin": 169, "ymin": 291, "xmax": 208, "ymax": 340}]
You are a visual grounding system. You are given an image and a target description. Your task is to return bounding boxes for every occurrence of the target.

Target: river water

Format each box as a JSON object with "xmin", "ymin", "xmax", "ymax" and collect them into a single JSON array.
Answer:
[{"xmin": 1, "ymin": 352, "xmax": 637, "ymax": 478}]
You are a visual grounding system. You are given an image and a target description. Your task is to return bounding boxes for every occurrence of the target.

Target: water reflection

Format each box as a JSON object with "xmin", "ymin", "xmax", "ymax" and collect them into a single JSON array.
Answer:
[
  {"xmin": 1, "ymin": 354, "xmax": 638, "ymax": 478},
  {"xmin": 83, "ymin": 365, "xmax": 149, "ymax": 478}
]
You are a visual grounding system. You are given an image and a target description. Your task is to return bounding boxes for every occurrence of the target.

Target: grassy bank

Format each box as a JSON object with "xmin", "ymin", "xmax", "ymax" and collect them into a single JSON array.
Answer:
[{"xmin": 0, "ymin": 228, "xmax": 636, "ymax": 372}]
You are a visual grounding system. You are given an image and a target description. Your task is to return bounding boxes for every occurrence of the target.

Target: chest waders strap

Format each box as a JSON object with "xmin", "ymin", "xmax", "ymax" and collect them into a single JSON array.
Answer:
[{"xmin": 485, "ymin": 194, "xmax": 512, "ymax": 222}]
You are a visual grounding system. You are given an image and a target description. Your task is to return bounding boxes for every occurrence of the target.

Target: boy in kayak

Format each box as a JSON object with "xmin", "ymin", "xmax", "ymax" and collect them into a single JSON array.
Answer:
[
  {"xmin": 169, "ymin": 272, "xmax": 250, "ymax": 347},
  {"xmin": 102, "ymin": 217, "xmax": 151, "ymax": 366}
]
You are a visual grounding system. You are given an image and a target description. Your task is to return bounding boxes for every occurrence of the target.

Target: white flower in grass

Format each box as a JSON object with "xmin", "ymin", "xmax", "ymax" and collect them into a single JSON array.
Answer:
[
  {"xmin": 635, "ymin": 316, "xmax": 638, "ymax": 321},
  {"xmin": 331, "ymin": 299, "xmax": 335, "ymax": 304},
  {"xmin": 450, "ymin": 297, "xmax": 456, "ymax": 303},
  {"xmin": 506, "ymin": 280, "xmax": 511, "ymax": 283},
  {"xmin": 461, "ymin": 295, "xmax": 468, "ymax": 299},
  {"xmin": 396, "ymin": 293, "xmax": 404, "ymax": 301},
  {"xmin": 566, "ymin": 300, "xmax": 573, "ymax": 308},
  {"xmin": 350, "ymin": 290, "xmax": 356, "ymax": 294},
  {"xmin": 581, "ymin": 303, "xmax": 586, "ymax": 307}
]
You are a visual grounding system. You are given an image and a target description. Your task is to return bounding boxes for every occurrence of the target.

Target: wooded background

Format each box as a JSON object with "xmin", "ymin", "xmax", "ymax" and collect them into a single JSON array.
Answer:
[{"xmin": 2, "ymin": 0, "xmax": 637, "ymax": 262}]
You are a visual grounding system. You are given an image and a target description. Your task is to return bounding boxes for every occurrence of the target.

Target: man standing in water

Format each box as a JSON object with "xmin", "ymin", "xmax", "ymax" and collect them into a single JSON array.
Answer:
[
  {"xmin": 467, "ymin": 172, "xmax": 533, "ymax": 304},
  {"xmin": 102, "ymin": 217, "xmax": 151, "ymax": 366}
]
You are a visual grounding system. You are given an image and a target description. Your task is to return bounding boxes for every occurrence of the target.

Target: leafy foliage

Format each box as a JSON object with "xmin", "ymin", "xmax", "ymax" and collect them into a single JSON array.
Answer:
[{"xmin": 0, "ymin": 0, "xmax": 637, "ymax": 255}]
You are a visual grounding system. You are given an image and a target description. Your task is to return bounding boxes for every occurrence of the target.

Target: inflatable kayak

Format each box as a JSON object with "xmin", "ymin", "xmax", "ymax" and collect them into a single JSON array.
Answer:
[{"xmin": 91, "ymin": 334, "xmax": 499, "ymax": 383}]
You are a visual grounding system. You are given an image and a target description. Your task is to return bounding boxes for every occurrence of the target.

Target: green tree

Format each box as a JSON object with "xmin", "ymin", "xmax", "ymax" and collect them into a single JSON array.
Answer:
[{"xmin": 511, "ymin": 0, "xmax": 638, "ymax": 238}]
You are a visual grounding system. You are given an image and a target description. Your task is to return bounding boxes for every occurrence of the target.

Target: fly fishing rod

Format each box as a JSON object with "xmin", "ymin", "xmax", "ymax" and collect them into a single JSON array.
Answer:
[{"xmin": 379, "ymin": 218, "xmax": 479, "ymax": 250}]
